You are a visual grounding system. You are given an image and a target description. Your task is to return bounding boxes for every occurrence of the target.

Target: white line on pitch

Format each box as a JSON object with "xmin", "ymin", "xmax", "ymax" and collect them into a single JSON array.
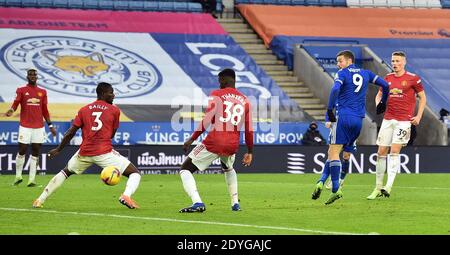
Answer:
[
  {"xmin": 240, "ymin": 182, "xmax": 450, "ymax": 190},
  {"xmin": 0, "ymin": 207, "xmax": 361, "ymax": 235}
]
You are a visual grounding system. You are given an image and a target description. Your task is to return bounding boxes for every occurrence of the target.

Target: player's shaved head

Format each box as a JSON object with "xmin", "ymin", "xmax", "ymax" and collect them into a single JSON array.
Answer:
[
  {"xmin": 336, "ymin": 50, "xmax": 355, "ymax": 63},
  {"xmin": 218, "ymin": 68, "xmax": 236, "ymax": 89},
  {"xmin": 96, "ymin": 82, "xmax": 115, "ymax": 104}
]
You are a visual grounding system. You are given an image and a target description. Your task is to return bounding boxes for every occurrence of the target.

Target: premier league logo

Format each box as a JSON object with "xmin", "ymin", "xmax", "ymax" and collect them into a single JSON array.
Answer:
[{"xmin": 1, "ymin": 36, "xmax": 162, "ymax": 98}]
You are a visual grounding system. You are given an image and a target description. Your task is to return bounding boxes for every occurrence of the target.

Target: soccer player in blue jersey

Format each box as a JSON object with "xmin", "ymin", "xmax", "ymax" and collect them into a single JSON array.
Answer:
[{"xmin": 311, "ymin": 50, "xmax": 390, "ymax": 205}]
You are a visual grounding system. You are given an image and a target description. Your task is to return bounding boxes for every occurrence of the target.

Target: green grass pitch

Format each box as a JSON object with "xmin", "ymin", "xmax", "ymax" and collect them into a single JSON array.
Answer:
[{"xmin": 0, "ymin": 173, "xmax": 449, "ymax": 235}]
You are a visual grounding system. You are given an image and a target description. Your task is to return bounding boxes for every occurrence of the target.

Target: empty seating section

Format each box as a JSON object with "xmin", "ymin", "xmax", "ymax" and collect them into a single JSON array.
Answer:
[
  {"xmin": 235, "ymin": 0, "xmax": 347, "ymax": 6},
  {"xmin": 347, "ymin": 0, "xmax": 442, "ymax": 8},
  {"xmin": 0, "ymin": 0, "xmax": 208, "ymax": 12}
]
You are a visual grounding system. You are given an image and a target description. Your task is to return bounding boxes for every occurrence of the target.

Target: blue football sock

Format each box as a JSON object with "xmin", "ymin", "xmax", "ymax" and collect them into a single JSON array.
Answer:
[
  {"xmin": 340, "ymin": 159, "xmax": 349, "ymax": 180},
  {"xmin": 330, "ymin": 160, "xmax": 341, "ymax": 193},
  {"xmin": 318, "ymin": 161, "xmax": 330, "ymax": 184}
]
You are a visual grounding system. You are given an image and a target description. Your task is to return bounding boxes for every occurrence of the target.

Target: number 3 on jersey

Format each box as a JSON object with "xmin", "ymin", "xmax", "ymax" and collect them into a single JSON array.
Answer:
[
  {"xmin": 353, "ymin": 73, "xmax": 363, "ymax": 93},
  {"xmin": 92, "ymin": 112, "xmax": 103, "ymax": 131},
  {"xmin": 219, "ymin": 101, "xmax": 244, "ymax": 126}
]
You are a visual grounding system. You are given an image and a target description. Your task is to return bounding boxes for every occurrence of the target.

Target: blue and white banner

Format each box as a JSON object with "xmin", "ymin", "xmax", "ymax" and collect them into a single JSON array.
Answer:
[{"xmin": 0, "ymin": 121, "xmax": 329, "ymax": 146}]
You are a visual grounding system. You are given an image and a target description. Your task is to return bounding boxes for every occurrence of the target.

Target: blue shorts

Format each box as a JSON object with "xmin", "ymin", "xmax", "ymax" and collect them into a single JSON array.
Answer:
[{"xmin": 328, "ymin": 115, "xmax": 362, "ymax": 151}]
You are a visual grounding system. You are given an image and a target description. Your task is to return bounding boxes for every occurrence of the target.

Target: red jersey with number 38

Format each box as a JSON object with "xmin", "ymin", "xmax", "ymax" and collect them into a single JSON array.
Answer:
[
  {"xmin": 73, "ymin": 100, "xmax": 120, "ymax": 156},
  {"xmin": 191, "ymin": 87, "xmax": 254, "ymax": 156}
]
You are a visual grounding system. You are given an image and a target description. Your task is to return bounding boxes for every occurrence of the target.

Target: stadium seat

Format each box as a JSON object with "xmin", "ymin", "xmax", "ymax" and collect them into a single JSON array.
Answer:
[
  {"xmin": 442, "ymin": 0, "xmax": 450, "ymax": 8},
  {"xmin": 345, "ymin": 0, "xmax": 359, "ymax": 7},
  {"xmin": 373, "ymin": 0, "xmax": 387, "ymax": 7},
  {"xmin": 53, "ymin": 0, "xmax": 68, "ymax": 8},
  {"xmin": 291, "ymin": 0, "xmax": 306, "ymax": 5},
  {"xmin": 250, "ymin": 0, "xmax": 264, "ymax": 4},
  {"xmin": 359, "ymin": 0, "xmax": 375, "ymax": 7},
  {"xmin": 187, "ymin": 2, "xmax": 202, "ymax": 12},
  {"xmin": 68, "ymin": 0, "xmax": 83, "ymax": 9},
  {"xmin": 332, "ymin": 0, "xmax": 347, "ymax": 6},
  {"xmin": 427, "ymin": 0, "xmax": 442, "ymax": 8},
  {"xmin": 22, "ymin": 0, "xmax": 37, "ymax": 7},
  {"xmin": 276, "ymin": 0, "xmax": 292, "ymax": 5},
  {"xmin": 400, "ymin": 0, "xmax": 414, "ymax": 8},
  {"xmin": 128, "ymin": 1, "xmax": 144, "ymax": 11},
  {"xmin": 320, "ymin": 0, "xmax": 333, "ymax": 6},
  {"xmin": 158, "ymin": 2, "xmax": 174, "ymax": 11},
  {"xmin": 387, "ymin": 0, "xmax": 401, "ymax": 8},
  {"xmin": 113, "ymin": 0, "xmax": 129, "ymax": 10},
  {"xmin": 143, "ymin": 1, "xmax": 158, "ymax": 11},
  {"xmin": 173, "ymin": 2, "xmax": 188, "ymax": 12},
  {"xmin": 84, "ymin": 0, "xmax": 99, "ymax": 9},
  {"xmin": 6, "ymin": 0, "xmax": 22, "ymax": 7},
  {"xmin": 36, "ymin": 0, "xmax": 53, "ymax": 8},
  {"xmin": 306, "ymin": 0, "xmax": 320, "ymax": 5}
]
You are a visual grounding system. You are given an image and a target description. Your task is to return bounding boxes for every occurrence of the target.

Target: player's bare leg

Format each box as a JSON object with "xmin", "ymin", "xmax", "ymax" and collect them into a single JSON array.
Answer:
[
  {"xmin": 367, "ymin": 146, "xmax": 389, "ymax": 200},
  {"xmin": 119, "ymin": 163, "xmax": 141, "ymax": 209},
  {"xmin": 13, "ymin": 143, "xmax": 28, "ymax": 186},
  {"xmin": 179, "ymin": 158, "xmax": 205, "ymax": 213},
  {"xmin": 27, "ymin": 143, "xmax": 41, "ymax": 187},
  {"xmin": 33, "ymin": 168, "xmax": 72, "ymax": 208},
  {"xmin": 382, "ymin": 144, "xmax": 402, "ymax": 197}
]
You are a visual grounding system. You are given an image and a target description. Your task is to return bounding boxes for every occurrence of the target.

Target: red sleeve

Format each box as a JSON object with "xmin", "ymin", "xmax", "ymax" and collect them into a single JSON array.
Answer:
[
  {"xmin": 191, "ymin": 93, "xmax": 217, "ymax": 140},
  {"xmin": 11, "ymin": 88, "xmax": 22, "ymax": 111},
  {"xmin": 413, "ymin": 76, "xmax": 424, "ymax": 93},
  {"xmin": 73, "ymin": 110, "xmax": 83, "ymax": 128},
  {"xmin": 244, "ymin": 100, "xmax": 254, "ymax": 152},
  {"xmin": 114, "ymin": 108, "xmax": 120, "ymax": 129},
  {"xmin": 42, "ymin": 90, "xmax": 50, "ymax": 120}
]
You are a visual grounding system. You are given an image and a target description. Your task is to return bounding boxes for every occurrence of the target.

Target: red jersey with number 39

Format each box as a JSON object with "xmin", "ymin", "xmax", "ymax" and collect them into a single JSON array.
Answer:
[
  {"xmin": 73, "ymin": 100, "xmax": 120, "ymax": 156},
  {"xmin": 191, "ymin": 87, "xmax": 254, "ymax": 156},
  {"xmin": 382, "ymin": 72, "xmax": 424, "ymax": 121}
]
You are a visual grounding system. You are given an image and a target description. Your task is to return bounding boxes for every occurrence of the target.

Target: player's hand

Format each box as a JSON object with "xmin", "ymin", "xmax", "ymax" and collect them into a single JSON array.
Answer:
[
  {"xmin": 50, "ymin": 126, "xmax": 57, "ymax": 137},
  {"xmin": 5, "ymin": 109, "xmax": 14, "ymax": 117},
  {"xmin": 242, "ymin": 153, "xmax": 252, "ymax": 167},
  {"xmin": 47, "ymin": 148, "xmax": 60, "ymax": 159},
  {"xmin": 326, "ymin": 109, "xmax": 336, "ymax": 122},
  {"xmin": 410, "ymin": 115, "xmax": 421, "ymax": 126},
  {"xmin": 182, "ymin": 138, "xmax": 194, "ymax": 153},
  {"xmin": 376, "ymin": 102, "xmax": 386, "ymax": 114},
  {"xmin": 325, "ymin": 122, "xmax": 332, "ymax": 129}
]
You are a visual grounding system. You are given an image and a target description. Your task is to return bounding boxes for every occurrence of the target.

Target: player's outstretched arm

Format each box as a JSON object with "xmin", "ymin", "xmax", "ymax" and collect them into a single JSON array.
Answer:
[{"xmin": 48, "ymin": 125, "xmax": 79, "ymax": 159}]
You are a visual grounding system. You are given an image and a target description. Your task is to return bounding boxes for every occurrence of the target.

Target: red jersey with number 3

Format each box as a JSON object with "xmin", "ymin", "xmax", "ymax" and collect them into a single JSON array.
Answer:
[
  {"xmin": 382, "ymin": 72, "xmax": 424, "ymax": 121},
  {"xmin": 73, "ymin": 100, "xmax": 120, "ymax": 156},
  {"xmin": 191, "ymin": 87, "xmax": 254, "ymax": 156}
]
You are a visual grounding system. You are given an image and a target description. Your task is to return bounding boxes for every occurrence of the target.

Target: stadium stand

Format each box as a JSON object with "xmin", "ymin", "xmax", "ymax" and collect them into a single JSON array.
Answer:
[{"xmin": 347, "ymin": 0, "xmax": 442, "ymax": 8}]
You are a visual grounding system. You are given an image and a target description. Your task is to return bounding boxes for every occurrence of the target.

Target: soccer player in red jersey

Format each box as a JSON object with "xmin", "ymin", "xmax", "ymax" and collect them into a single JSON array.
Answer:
[
  {"xmin": 367, "ymin": 51, "xmax": 427, "ymax": 199},
  {"xmin": 179, "ymin": 69, "xmax": 254, "ymax": 213},
  {"xmin": 4, "ymin": 69, "xmax": 57, "ymax": 187},
  {"xmin": 32, "ymin": 83, "xmax": 141, "ymax": 209}
]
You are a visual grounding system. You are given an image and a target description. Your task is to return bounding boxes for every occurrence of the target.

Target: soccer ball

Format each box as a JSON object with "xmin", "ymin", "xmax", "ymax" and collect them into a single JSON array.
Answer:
[{"xmin": 100, "ymin": 166, "xmax": 121, "ymax": 186}]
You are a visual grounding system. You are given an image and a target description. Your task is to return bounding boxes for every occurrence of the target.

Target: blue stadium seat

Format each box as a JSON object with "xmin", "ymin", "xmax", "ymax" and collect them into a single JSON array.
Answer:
[
  {"xmin": 21, "ymin": 0, "xmax": 37, "ymax": 7},
  {"xmin": 276, "ymin": 0, "xmax": 292, "ymax": 5},
  {"xmin": 173, "ymin": 2, "xmax": 188, "ymax": 12},
  {"xmin": 53, "ymin": 0, "xmax": 68, "ymax": 8},
  {"xmin": 83, "ymin": 0, "xmax": 99, "ymax": 9},
  {"xmin": 143, "ymin": 1, "xmax": 158, "ymax": 11},
  {"xmin": 113, "ymin": 0, "xmax": 129, "ymax": 10},
  {"xmin": 250, "ymin": 0, "xmax": 264, "ymax": 4},
  {"xmin": 291, "ymin": 0, "xmax": 306, "ymax": 5},
  {"xmin": 158, "ymin": 2, "xmax": 174, "ymax": 11},
  {"xmin": 128, "ymin": 1, "xmax": 144, "ymax": 11},
  {"xmin": 36, "ymin": 0, "xmax": 53, "ymax": 8},
  {"xmin": 235, "ymin": 0, "xmax": 250, "ymax": 3},
  {"xmin": 187, "ymin": 2, "xmax": 202, "ymax": 12},
  {"xmin": 332, "ymin": 0, "xmax": 346, "ymax": 6},
  {"xmin": 442, "ymin": 0, "xmax": 450, "ymax": 8},
  {"xmin": 98, "ymin": 0, "xmax": 113, "ymax": 10},
  {"xmin": 306, "ymin": 0, "xmax": 320, "ymax": 5},
  {"xmin": 68, "ymin": 0, "xmax": 83, "ymax": 9},
  {"xmin": 320, "ymin": 0, "xmax": 333, "ymax": 6},
  {"xmin": 6, "ymin": 0, "xmax": 23, "ymax": 7}
]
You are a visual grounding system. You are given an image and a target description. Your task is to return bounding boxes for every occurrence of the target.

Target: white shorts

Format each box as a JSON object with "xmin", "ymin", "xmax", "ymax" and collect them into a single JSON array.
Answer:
[
  {"xmin": 376, "ymin": 119, "xmax": 411, "ymax": 146},
  {"xmin": 67, "ymin": 149, "xmax": 131, "ymax": 175},
  {"xmin": 18, "ymin": 126, "xmax": 45, "ymax": 144},
  {"xmin": 188, "ymin": 143, "xmax": 235, "ymax": 171}
]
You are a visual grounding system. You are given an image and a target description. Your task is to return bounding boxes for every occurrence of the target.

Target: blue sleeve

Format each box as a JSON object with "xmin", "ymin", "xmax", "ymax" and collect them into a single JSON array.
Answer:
[
  {"xmin": 370, "ymin": 71, "xmax": 389, "ymax": 103},
  {"xmin": 328, "ymin": 71, "xmax": 344, "ymax": 110}
]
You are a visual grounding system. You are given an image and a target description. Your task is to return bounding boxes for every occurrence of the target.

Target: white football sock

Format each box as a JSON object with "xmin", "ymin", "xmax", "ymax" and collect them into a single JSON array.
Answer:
[
  {"xmin": 28, "ymin": 156, "xmax": 38, "ymax": 184},
  {"xmin": 15, "ymin": 154, "xmax": 25, "ymax": 179},
  {"xmin": 123, "ymin": 173, "xmax": 141, "ymax": 197},
  {"xmin": 375, "ymin": 155, "xmax": 387, "ymax": 190},
  {"xmin": 385, "ymin": 154, "xmax": 400, "ymax": 191},
  {"xmin": 180, "ymin": 170, "xmax": 202, "ymax": 204},
  {"xmin": 38, "ymin": 171, "xmax": 67, "ymax": 203},
  {"xmin": 224, "ymin": 169, "xmax": 239, "ymax": 205}
]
